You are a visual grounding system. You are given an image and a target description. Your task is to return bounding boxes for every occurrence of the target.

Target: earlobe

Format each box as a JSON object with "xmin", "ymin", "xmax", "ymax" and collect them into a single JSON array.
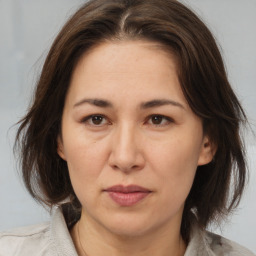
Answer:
[
  {"xmin": 198, "ymin": 136, "xmax": 217, "ymax": 166},
  {"xmin": 57, "ymin": 136, "xmax": 66, "ymax": 160}
]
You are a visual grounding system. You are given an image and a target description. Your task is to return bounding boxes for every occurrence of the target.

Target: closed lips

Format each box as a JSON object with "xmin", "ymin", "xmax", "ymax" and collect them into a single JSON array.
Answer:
[
  {"xmin": 104, "ymin": 185, "xmax": 152, "ymax": 206},
  {"xmin": 104, "ymin": 185, "xmax": 151, "ymax": 193}
]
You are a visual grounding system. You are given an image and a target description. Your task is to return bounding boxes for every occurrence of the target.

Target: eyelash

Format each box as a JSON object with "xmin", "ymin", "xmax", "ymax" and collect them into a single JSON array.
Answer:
[
  {"xmin": 146, "ymin": 114, "xmax": 174, "ymax": 126},
  {"xmin": 81, "ymin": 114, "xmax": 110, "ymax": 126},
  {"xmin": 80, "ymin": 114, "xmax": 174, "ymax": 127}
]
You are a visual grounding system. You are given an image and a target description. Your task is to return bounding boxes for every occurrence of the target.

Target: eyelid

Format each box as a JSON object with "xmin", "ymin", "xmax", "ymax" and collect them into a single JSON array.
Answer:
[
  {"xmin": 80, "ymin": 114, "xmax": 111, "ymax": 126},
  {"xmin": 79, "ymin": 114, "xmax": 174, "ymax": 127},
  {"xmin": 146, "ymin": 114, "xmax": 174, "ymax": 126}
]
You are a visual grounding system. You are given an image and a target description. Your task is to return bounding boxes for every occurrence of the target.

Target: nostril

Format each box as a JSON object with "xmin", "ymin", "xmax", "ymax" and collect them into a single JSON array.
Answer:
[{"xmin": 111, "ymin": 163, "xmax": 141, "ymax": 172}]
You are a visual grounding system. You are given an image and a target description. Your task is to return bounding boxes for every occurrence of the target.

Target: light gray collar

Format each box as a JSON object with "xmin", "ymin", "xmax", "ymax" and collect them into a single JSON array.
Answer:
[{"xmin": 50, "ymin": 206, "xmax": 213, "ymax": 256}]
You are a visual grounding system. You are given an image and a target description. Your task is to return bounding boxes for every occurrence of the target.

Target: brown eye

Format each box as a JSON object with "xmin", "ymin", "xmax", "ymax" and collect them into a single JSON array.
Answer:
[
  {"xmin": 82, "ymin": 115, "xmax": 108, "ymax": 126},
  {"xmin": 151, "ymin": 115, "xmax": 163, "ymax": 125},
  {"xmin": 91, "ymin": 115, "xmax": 104, "ymax": 125},
  {"xmin": 147, "ymin": 115, "xmax": 173, "ymax": 126}
]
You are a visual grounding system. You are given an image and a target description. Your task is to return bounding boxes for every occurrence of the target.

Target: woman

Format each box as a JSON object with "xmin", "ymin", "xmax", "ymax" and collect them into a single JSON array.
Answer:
[{"xmin": 0, "ymin": 0, "xmax": 254, "ymax": 255}]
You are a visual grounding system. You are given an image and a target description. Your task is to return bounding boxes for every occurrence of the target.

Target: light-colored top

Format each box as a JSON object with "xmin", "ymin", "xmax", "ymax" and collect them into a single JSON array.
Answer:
[{"xmin": 0, "ymin": 207, "xmax": 255, "ymax": 256}]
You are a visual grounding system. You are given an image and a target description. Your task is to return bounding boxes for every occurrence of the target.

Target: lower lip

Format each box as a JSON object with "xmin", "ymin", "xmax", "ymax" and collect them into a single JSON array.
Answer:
[{"xmin": 107, "ymin": 191, "xmax": 150, "ymax": 206}]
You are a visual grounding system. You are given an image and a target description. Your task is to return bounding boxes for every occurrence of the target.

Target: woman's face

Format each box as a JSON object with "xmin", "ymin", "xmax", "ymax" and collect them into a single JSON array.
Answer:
[{"xmin": 58, "ymin": 41, "xmax": 214, "ymax": 237}]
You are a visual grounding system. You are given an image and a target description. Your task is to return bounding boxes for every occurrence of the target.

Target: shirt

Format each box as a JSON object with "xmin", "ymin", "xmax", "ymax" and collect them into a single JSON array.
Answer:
[{"xmin": 0, "ymin": 207, "xmax": 255, "ymax": 256}]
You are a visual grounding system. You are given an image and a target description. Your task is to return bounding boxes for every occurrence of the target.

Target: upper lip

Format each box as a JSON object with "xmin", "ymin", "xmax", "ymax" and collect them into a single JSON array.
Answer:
[{"xmin": 104, "ymin": 185, "xmax": 151, "ymax": 193}]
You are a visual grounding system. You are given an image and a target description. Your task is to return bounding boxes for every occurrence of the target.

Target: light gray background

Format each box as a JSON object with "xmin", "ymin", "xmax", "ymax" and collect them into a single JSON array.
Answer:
[{"xmin": 0, "ymin": 0, "xmax": 255, "ymax": 253}]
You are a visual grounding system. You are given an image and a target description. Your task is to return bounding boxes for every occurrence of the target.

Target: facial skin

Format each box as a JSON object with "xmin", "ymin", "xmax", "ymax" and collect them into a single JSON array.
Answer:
[{"xmin": 58, "ymin": 41, "xmax": 214, "ymax": 256}]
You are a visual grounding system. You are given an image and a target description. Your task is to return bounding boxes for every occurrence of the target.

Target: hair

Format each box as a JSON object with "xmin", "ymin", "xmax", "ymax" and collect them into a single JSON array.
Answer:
[{"xmin": 15, "ymin": 0, "xmax": 247, "ymax": 243}]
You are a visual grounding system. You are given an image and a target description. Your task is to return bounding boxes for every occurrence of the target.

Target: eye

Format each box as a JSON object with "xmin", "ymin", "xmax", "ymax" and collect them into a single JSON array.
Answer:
[
  {"xmin": 147, "ymin": 115, "xmax": 173, "ymax": 126},
  {"xmin": 81, "ymin": 114, "xmax": 109, "ymax": 126}
]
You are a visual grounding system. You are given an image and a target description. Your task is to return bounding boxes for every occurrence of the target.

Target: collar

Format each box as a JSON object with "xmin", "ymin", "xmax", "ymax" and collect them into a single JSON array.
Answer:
[
  {"xmin": 50, "ymin": 206, "xmax": 214, "ymax": 256},
  {"xmin": 50, "ymin": 206, "xmax": 78, "ymax": 256}
]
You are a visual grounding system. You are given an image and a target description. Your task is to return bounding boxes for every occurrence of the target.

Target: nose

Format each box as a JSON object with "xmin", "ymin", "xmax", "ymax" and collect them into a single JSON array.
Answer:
[{"xmin": 108, "ymin": 123, "xmax": 145, "ymax": 173}]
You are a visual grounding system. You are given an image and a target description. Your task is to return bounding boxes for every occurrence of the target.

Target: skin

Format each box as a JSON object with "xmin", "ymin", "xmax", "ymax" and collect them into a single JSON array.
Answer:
[{"xmin": 58, "ymin": 40, "xmax": 215, "ymax": 256}]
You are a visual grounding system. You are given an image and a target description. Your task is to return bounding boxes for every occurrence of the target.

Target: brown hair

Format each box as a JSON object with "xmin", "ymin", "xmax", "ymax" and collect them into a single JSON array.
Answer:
[{"xmin": 15, "ymin": 0, "xmax": 247, "ymax": 243}]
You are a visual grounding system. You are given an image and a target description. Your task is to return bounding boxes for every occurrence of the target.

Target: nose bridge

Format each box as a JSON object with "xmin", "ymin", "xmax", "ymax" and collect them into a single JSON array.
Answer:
[{"xmin": 109, "ymin": 121, "xmax": 143, "ymax": 171}]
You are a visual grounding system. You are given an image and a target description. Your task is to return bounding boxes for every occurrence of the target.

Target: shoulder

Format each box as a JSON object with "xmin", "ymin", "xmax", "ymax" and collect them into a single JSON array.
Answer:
[
  {"xmin": 0, "ymin": 222, "xmax": 57, "ymax": 256},
  {"xmin": 0, "ymin": 206, "xmax": 79, "ymax": 256},
  {"xmin": 187, "ymin": 223, "xmax": 255, "ymax": 256},
  {"xmin": 204, "ymin": 231, "xmax": 255, "ymax": 256}
]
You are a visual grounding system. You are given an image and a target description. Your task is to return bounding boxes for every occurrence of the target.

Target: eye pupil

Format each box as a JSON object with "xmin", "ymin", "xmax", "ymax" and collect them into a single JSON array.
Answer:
[
  {"xmin": 92, "ymin": 116, "xmax": 103, "ymax": 125},
  {"xmin": 152, "ymin": 115, "xmax": 162, "ymax": 124}
]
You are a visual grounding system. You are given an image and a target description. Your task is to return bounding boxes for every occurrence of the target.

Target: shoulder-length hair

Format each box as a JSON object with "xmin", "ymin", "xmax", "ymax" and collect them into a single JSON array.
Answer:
[{"xmin": 16, "ymin": 0, "xmax": 247, "ymax": 243}]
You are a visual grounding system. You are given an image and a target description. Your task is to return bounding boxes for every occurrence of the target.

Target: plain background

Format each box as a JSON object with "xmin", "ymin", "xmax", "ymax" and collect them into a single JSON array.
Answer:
[{"xmin": 0, "ymin": 0, "xmax": 255, "ymax": 253}]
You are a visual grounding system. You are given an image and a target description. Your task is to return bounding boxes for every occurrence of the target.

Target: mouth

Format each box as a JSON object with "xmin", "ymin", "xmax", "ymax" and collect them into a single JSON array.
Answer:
[{"xmin": 103, "ymin": 185, "xmax": 152, "ymax": 206}]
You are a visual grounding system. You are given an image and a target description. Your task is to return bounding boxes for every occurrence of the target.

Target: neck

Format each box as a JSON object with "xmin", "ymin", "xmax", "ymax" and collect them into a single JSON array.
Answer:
[{"xmin": 71, "ymin": 211, "xmax": 186, "ymax": 256}]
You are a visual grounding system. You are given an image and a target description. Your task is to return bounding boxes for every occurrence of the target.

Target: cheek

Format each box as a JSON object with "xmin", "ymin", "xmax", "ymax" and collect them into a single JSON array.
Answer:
[
  {"xmin": 150, "ymin": 136, "xmax": 201, "ymax": 176},
  {"xmin": 148, "ymin": 132, "xmax": 202, "ymax": 202},
  {"xmin": 63, "ymin": 135, "xmax": 108, "ymax": 197}
]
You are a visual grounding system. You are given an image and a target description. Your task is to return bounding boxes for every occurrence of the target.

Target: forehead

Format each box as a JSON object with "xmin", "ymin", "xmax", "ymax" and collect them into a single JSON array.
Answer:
[
  {"xmin": 67, "ymin": 40, "xmax": 186, "ymax": 107},
  {"xmin": 75, "ymin": 40, "xmax": 178, "ymax": 74}
]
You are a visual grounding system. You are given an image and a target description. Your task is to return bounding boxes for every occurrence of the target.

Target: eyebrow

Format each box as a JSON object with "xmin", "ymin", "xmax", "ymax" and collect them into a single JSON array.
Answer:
[
  {"xmin": 74, "ymin": 98, "xmax": 113, "ymax": 108},
  {"xmin": 73, "ymin": 98, "xmax": 185, "ymax": 110},
  {"xmin": 140, "ymin": 99, "xmax": 185, "ymax": 110}
]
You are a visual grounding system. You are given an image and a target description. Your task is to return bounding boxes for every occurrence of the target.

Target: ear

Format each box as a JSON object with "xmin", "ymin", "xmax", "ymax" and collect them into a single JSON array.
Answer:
[
  {"xmin": 197, "ymin": 136, "xmax": 217, "ymax": 166},
  {"xmin": 57, "ymin": 135, "xmax": 66, "ymax": 161}
]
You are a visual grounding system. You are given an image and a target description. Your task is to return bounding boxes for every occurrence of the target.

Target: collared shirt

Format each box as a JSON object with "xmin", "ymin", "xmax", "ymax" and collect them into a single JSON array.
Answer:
[{"xmin": 0, "ymin": 207, "xmax": 255, "ymax": 256}]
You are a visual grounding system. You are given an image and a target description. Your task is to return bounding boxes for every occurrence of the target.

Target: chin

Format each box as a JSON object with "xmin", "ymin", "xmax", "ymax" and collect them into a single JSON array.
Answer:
[
  {"xmin": 99, "ymin": 212, "xmax": 162, "ymax": 238},
  {"xmin": 108, "ymin": 223, "xmax": 151, "ymax": 238}
]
